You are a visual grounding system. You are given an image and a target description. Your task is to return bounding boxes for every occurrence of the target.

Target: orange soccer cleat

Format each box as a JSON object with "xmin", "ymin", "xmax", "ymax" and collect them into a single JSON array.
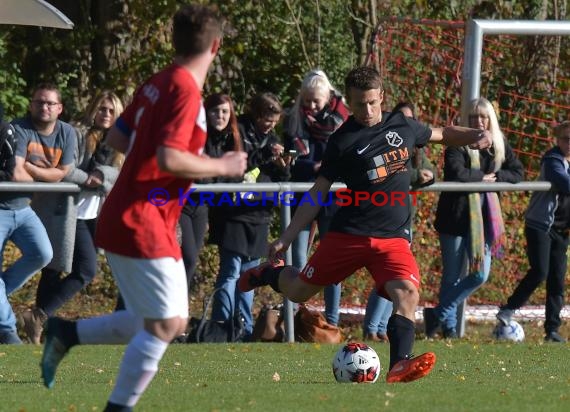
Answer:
[
  {"xmin": 386, "ymin": 352, "xmax": 436, "ymax": 383},
  {"xmin": 238, "ymin": 259, "xmax": 284, "ymax": 292}
]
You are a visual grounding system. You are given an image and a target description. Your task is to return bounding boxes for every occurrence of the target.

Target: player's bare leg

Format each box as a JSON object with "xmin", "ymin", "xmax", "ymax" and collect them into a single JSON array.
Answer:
[
  {"xmin": 278, "ymin": 267, "xmax": 323, "ymax": 302},
  {"xmin": 239, "ymin": 263, "xmax": 322, "ymax": 302}
]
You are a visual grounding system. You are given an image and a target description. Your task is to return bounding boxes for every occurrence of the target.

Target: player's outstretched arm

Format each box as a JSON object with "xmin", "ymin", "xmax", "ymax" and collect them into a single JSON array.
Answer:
[
  {"xmin": 282, "ymin": 176, "xmax": 331, "ymax": 245},
  {"xmin": 268, "ymin": 176, "xmax": 332, "ymax": 261},
  {"xmin": 157, "ymin": 146, "xmax": 247, "ymax": 179},
  {"xmin": 430, "ymin": 126, "xmax": 492, "ymax": 150}
]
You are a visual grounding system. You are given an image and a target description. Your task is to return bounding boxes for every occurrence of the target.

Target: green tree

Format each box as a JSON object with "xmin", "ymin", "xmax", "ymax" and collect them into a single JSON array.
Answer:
[
  {"xmin": 212, "ymin": 0, "xmax": 355, "ymax": 110},
  {"xmin": 0, "ymin": 34, "xmax": 27, "ymax": 119},
  {"xmin": 1, "ymin": 0, "xmax": 357, "ymax": 117}
]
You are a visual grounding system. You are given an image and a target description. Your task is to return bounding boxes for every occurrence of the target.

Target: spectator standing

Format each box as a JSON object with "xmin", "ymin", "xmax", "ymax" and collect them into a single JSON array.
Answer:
[
  {"xmin": 425, "ymin": 97, "xmax": 524, "ymax": 339},
  {"xmin": 363, "ymin": 101, "xmax": 436, "ymax": 342},
  {"xmin": 1, "ymin": 83, "xmax": 76, "ymax": 344},
  {"xmin": 209, "ymin": 92, "xmax": 291, "ymax": 340},
  {"xmin": 40, "ymin": 5, "xmax": 247, "ymax": 411},
  {"xmin": 21, "ymin": 91, "xmax": 124, "ymax": 344},
  {"xmin": 283, "ymin": 69, "xmax": 349, "ymax": 326},
  {"xmin": 179, "ymin": 93, "xmax": 242, "ymax": 290},
  {"xmin": 496, "ymin": 121, "xmax": 570, "ymax": 343}
]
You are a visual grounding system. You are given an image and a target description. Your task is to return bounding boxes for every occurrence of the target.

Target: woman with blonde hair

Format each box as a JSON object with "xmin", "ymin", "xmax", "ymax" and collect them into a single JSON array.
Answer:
[
  {"xmin": 21, "ymin": 90, "xmax": 125, "ymax": 344},
  {"xmin": 76, "ymin": 91, "xmax": 125, "ymax": 169},
  {"xmin": 283, "ymin": 69, "xmax": 349, "ymax": 326},
  {"xmin": 424, "ymin": 97, "xmax": 524, "ymax": 339}
]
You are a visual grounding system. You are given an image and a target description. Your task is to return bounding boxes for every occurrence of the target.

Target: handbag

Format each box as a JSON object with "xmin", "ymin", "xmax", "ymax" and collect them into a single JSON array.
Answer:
[
  {"xmin": 186, "ymin": 288, "xmax": 245, "ymax": 343},
  {"xmin": 251, "ymin": 305, "xmax": 285, "ymax": 342},
  {"xmin": 294, "ymin": 305, "xmax": 343, "ymax": 344}
]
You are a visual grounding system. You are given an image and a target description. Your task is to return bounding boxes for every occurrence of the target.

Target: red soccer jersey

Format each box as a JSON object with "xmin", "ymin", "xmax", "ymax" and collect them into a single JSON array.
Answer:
[{"xmin": 96, "ymin": 64, "xmax": 207, "ymax": 259}]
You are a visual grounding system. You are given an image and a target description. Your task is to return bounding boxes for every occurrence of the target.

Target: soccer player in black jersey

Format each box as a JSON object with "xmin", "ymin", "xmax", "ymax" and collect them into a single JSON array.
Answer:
[{"xmin": 240, "ymin": 66, "xmax": 492, "ymax": 383}]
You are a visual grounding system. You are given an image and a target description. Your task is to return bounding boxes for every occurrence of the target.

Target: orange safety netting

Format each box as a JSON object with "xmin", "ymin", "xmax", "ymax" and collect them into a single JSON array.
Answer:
[{"xmin": 374, "ymin": 18, "xmax": 570, "ymax": 179}]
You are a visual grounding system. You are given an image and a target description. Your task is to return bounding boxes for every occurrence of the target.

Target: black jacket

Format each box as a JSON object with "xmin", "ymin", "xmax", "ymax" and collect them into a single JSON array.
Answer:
[
  {"xmin": 434, "ymin": 144, "xmax": 524, "ymax": 236},
  {"xmin": 181, "ymin": 129, "xmax": 242, "ymax": 218},
  {"xmin": 208, "ymin": 115, "xmax": 290, "ymax": 256}
]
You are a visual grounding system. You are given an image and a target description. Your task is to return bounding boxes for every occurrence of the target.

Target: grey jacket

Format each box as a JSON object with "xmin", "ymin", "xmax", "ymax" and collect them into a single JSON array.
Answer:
[
  {"xmin": 64, "ymin": 125, "xmax": 121, "ymax": 193},
  {"xmin": 525, "ymin": 146, "xmax": 570, "ymax": 233},
  {"xmin": 33, "ymin": 125, "xmax": 121, "ymax": 272}
]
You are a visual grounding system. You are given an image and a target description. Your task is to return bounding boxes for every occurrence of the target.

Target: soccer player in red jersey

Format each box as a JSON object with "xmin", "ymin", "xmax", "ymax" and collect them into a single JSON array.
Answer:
[
  {"xmin": 40, "ymin": 4, "xmax": 247, "ymax": 411},
  {"xmin": 240, "ymin": 66, "xmax": 492, "ymax": 383}
]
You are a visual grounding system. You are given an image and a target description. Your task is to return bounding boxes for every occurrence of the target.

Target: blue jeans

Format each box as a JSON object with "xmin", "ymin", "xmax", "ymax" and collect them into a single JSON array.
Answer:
[
  {"xmin": 291, "ymin": 216, "xmax": 341, "ymax": 325},
  {"xmin": 211, "ymin": 247, "xmax": 259, "ymax": 338},
  {"xmin": 363, "ymin": 291, "xmax": 393, "ymax": 335},
  {"xmin": 435, "ymin": 233, "xmax": 492, "ymax": 331},
  {"xmin": 0, "ymin": 207, "xmax": 52, "ymax": 333}
]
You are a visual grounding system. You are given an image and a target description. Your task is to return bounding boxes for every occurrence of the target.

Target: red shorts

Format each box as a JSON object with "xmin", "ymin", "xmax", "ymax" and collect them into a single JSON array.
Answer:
[{"xmin": 299, "ymin": 231, "xmax": 420, "ymax": 298}]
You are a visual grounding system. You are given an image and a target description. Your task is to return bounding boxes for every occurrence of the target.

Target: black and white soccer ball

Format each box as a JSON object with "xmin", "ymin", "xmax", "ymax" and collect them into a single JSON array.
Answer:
[
  {"xmin": 493, "ymin": 320, "xmax": 525, "ymax": 342},
  {"xmin": 332, "ymin": 342, "xmax": 381, "ymax": 383}
]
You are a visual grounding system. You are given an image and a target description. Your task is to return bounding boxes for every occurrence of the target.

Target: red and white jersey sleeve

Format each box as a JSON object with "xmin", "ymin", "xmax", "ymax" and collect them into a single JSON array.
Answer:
[{"xmin": 96, "ymin": 64, "xmax": 207, "ymax": 259}]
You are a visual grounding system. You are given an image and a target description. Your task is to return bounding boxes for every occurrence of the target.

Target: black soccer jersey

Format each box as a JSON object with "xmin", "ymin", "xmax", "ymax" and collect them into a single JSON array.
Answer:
[{"xmin": 319, "ymin": 111, "xmax": 432, "ymax": 240}]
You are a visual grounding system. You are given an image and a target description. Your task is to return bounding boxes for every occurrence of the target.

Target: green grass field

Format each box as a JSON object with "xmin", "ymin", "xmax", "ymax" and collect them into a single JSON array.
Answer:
[{"xmin": 1, "ymin": 339, "xmax": 569, "ymax": 412}]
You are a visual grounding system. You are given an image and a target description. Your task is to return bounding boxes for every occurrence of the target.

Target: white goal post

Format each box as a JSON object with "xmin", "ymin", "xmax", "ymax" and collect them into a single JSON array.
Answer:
[
  {"xmin": 461, "ymin": 19, "xmax": 570, "ymax": 124},
  {"xmin": 456, "ymin": 19, "xmax": 570, "ymax": 337}
]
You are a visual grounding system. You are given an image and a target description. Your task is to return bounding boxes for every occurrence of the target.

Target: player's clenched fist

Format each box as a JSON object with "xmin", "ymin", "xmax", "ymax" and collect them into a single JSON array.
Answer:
[
  {"xmin": 221, "ymin": 151, "xmax": 248, "ymax": 177},
  {"xmin": 468, "ymin": 129, "xmax": 493, "ymax": 150}
]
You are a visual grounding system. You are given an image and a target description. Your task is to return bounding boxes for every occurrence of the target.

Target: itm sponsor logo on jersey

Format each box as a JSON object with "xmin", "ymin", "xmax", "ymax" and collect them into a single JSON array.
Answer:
[{"xmin": 366, "ymin": 141, "xmax": 409, "ymax": 184}]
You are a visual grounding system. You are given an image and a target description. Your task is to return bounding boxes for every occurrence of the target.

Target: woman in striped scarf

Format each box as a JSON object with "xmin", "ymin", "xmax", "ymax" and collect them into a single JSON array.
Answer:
[{"xmin": 425, "ymin": 97, "xmax": 524, "ymax": 339}]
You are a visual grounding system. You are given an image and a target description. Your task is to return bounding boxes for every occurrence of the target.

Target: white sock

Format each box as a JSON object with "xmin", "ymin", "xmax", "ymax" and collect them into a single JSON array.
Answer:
[
  {"xmin": 77, "ymin": 310, "xmax": 143, "ymax": 344},
  {"xmin": 108, "ymin": 330, "xmax": 169, "ymax": 407}
]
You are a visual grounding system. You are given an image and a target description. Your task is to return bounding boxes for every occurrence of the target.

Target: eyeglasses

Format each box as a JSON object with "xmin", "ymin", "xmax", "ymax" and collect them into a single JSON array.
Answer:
[{"xmin": 31, "ymin": 100, "xmax": 61, "ymax": 108}]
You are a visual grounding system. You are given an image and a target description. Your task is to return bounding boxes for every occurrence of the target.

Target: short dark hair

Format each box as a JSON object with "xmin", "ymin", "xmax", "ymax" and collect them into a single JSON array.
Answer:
[
  {"xmin": 32, "ymin": 82, "xmax": 61, "ymax": 102},
  {"xmin": 248, "ymin": 92, "xmax": 282, "ymax": 120},
  {"xmin": 172, "ymin": 4, "xmax": 224, "ymax": 58},
  {"xmin": 554, "ymin": 120, "xmax": 570, "ymax": 139},
  {"xmin": 344, "ymin": 66, "xmax": 383, "ymax": 95}
]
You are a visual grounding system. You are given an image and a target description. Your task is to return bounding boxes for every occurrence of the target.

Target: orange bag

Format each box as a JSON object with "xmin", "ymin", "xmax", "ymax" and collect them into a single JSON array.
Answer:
[{"xmin": 294, "ymin": 305, "xmax": 343, "ymax": 343}]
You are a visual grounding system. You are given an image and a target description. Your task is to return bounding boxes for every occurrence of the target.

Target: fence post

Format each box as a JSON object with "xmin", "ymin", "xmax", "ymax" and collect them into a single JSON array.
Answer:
[{"xmin": 279, "ymin": 190, "xmax": 295, "ymax": 343}]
